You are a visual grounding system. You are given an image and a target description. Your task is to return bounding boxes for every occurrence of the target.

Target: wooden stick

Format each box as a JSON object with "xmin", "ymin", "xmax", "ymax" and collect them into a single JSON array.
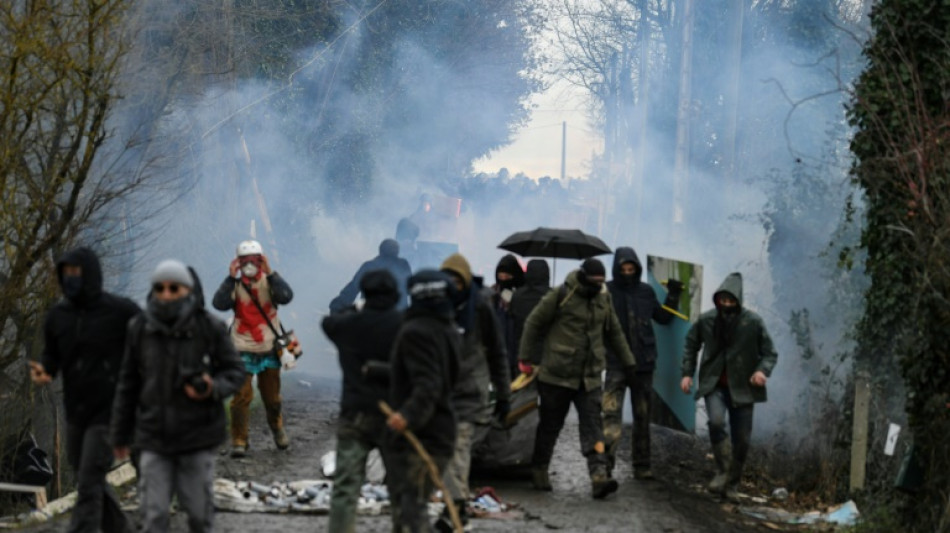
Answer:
[
  {"xmin": 379, "ymin": 401, "xmax": 462, "ymax": 533},
  {"xmin": 661, "ymin": 305, "xmax": 689, "ymax": 321}
]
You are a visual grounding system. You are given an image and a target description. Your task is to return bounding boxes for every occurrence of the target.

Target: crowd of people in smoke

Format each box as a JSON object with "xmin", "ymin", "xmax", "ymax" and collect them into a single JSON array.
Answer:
[{"xmin": 28, "ymin": 221, "xmax": 777, "ymax": 533}]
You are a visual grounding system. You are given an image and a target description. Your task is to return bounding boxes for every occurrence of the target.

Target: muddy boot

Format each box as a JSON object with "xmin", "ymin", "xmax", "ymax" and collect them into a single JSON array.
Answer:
[
  {"xmin": 272, "ymin": 427, "xmax": 290, "ymax": 450},
  {"xmin": 531, "ymin": 465, "xmax": 553, "ymax": 491},
  {"xmin": 724, "ymin": 458, "xmax": 744, "ymax": 501},
  {"xmin": 229, "ymin": 445, "xmax": 247, "ymax": 458},
  {"xmin": 590, "ymin": 466, "xmax": 619, "ymax": 499},
  {"xmin": 434, "ymin": 501, "xmax": 470, "ymax": 532},
  {"xmin": 707, "ymin": 440, "xmax": 731, "ymax": 495}
]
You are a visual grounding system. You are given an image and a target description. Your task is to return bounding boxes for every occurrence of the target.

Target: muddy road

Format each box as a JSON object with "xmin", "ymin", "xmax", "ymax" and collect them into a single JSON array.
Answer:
[{"xmin": 27, "ymin": 373, "xmax": 779, "ymax": 532}]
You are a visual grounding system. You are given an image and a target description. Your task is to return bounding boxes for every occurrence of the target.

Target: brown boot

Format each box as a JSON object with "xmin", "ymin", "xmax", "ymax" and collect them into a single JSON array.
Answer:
[
  {"xmin": 590, "ymin": 466, "xmax": 619, "ymax": 499},
  {"xmin": 707, "ymin": 440, "xmax": 731, "ymax": 494},
  {"xmin": 531, "ymin": 465, "xmax": 553, "ymax": 491},
  {"xmin": 272, "ymin": 427, "xmax": 289, "ymax": 450}
]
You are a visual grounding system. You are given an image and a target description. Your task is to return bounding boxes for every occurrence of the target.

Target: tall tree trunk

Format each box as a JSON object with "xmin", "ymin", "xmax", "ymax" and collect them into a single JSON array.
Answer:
[
  {"xmin": 721, "ymin": 0, "xmax": 745, "ymax": 192},
  {"xmin": 672, "ymin": 0, "xmax": 694, "ymax": 240},
  {"xmin": 632, "ymin": 0, "xmax": 651, "ymax": 243}
]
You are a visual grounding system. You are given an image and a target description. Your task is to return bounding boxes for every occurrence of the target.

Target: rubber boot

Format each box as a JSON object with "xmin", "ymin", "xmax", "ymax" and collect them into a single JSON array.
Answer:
[
  {"xmin": 707, "ymin": 440, "xmax": 731, "ymax": 495},
  {"xmin": 590, "ymin": 466, "xmax": 619, "ymax": 499},
  {"xmin": 531, "ymin": 465, "xmax": 553, "ymax": 491},
  {"xmin": 724, "ymin": 458, "xmax": 745, "ymax": 501}
]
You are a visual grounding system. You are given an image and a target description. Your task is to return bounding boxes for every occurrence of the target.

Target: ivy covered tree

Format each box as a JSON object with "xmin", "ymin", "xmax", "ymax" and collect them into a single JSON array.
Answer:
[{"xmin": 848, "ymin": 1, "xmax": 950, "ymax": 529}]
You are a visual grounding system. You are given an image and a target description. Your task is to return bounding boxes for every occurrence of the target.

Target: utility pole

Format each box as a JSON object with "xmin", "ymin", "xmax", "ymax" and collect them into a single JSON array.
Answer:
[{"xmin": 560, "ymin": 121, "xmax": 567, "ymax": 181}]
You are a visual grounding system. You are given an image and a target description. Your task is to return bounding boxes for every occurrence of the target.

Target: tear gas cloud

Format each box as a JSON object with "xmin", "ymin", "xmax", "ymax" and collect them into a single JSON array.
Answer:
[{"xmin": 98, "ymin": 1, "xmax": 868, "ymax": 444}]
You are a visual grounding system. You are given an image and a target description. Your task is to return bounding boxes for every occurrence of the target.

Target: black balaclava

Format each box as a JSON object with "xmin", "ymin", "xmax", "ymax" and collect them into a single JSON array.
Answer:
[
  {"xmin": 495, "ymin": 254, "xmax": 525, "ymax": 291},
  {"xmin": 577, "ymin": 258, "xmax": 606, "ymax": 298},
  {"xmin": 56, "ymin": 247, "xmax": 104, "ymax": 307},
  {"xmin": 617, "ymin": 262, "xmax": 641, "ymax": 288},
  {"xmin": 361, "ymin": 269, "xmax": 400, "ymax": 310},
  {"xmin": 714, "ymin": 291, "xmax": 741, "ymax": 346}
]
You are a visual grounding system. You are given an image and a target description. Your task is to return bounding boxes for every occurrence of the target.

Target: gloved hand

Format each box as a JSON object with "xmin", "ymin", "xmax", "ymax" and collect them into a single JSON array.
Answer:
[
  {"xmin": 281, "ymin": 351, "xmax": 297, "ymax": 371},
  {"xmin": 666, "ymin": 279, "xmax": 684, "ymax": 299},
  {"xmin": 518, "ymin": 360, "xmax": 535, "ymax": 376},
  {"xmin": 623, "ymin": 365, "xmax": 638, "ymax": 388},
  {"xmin": 493, "ymin": 399, "xmax": 511, "ymax": 427}
]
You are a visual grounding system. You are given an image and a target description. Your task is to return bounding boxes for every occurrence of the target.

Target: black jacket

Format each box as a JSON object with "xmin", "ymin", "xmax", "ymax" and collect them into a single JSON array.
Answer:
[
  {"xmin": 111, "ymin": 278, "xmax": 245, "ymax": 455},
  {"xmin": 41, "ymin": 247, "xmax": 141, "ymax": 426},
  {"xmin": 509, "ymin": 259, "xmax": 551, "ymax": 367},
  {"xmin": 329, "ymin": 242, "xmax": 412, "ymax": 313},
  {"xmin": 454, "ymin": 282, "xmax": 511, "ymax": 424},
  {"xmin": 322, "ymin": 275, "xmax": 403, "ymax": 418},
  {"xmin": 389, "ymin": 307, "xmax": 461, "ymax": 458},
  {"xmin": 605, "ymin": 247, "xmax": 677, "ymax": 372}
]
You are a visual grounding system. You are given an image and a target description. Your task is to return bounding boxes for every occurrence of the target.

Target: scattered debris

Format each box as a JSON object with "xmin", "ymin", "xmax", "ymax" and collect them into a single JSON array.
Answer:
[
  {"xmin": 739, "ymin": 500, "xmax": 859, "ymax": 526},
  {"xmin": 771, "ymin": 488, "xmax": 789, "ymax": 501}
]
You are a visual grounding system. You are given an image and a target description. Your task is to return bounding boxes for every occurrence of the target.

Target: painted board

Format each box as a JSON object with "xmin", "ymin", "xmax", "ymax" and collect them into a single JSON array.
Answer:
[{"xmin": 646, "ymin": 254, "xmax": 703, "ymax": 433}]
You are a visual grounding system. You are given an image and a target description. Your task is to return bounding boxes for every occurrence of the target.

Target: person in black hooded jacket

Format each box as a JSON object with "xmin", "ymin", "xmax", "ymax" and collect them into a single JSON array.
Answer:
[
  {"xmin": 322, "ymin": 270, "xmax": 403, "ymax": 533},
  {"xmin": 489, "ymin": 254, "xmax": 525, "ymax": 374},
  {"xmin": 603, "ymin": 246, "xmax": 683, "ymax": 480},
  {"xmin": 29, "ymin": 247, "xmax": 140, "ymax": 533},
  {"xmin": 508, "ymin": 259, "xmax": 551, "ymax": 373},
  {"xmin": 111, "ymin": 259, "xmax": 244, "ymax": 533},
  {"xmin": 385, "ymin": 270, "xmax": 461, "ymax": 533},
  {"xmin": 329, "ymin": 239, "xmax": 413, "ymax": 313}
]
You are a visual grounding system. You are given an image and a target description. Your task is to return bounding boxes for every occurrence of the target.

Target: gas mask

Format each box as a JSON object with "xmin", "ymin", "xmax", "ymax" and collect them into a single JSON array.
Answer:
[{"xmin": 241, "ymin": 263, "xmax": 260, "ymax": 278}]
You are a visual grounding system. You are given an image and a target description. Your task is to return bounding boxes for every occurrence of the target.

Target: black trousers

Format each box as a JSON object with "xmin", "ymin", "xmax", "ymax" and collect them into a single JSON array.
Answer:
[
  {"xmin": 66, "ymin": 422, "xmax": 129, "ymax": 533},
  {"xmin": 532, "ymin": 381, "xmax": 607, "ymax": 472}
]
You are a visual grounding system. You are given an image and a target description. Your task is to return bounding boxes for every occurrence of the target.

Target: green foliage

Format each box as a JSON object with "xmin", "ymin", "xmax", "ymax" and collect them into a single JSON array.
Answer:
[{"xmin": 848, "ymin": 0, "xmax": 950, "ymax": 530}]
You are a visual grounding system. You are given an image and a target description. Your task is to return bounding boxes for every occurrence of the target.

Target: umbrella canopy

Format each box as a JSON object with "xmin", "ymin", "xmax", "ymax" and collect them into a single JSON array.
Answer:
[{"xmin": 498, "ymin": 227, "xmax": 611, "ymax": 259}]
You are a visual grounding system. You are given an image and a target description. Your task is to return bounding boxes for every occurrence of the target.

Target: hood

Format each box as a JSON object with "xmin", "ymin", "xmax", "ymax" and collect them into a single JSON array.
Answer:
[
  {"xmin": 56, "ymin": 247, "xmax": 103, "ymax": 305},
  {"xmin": 564, "ymin": 269, "xmax": 606, "ymax": 294},
  {"xmin": 611, "ymin": 246, "xmax": 642, "ymax": 280},
  {"xmin": 187, "ymin": 266, "xmax": 206, "ymax": 309},
  {"xmin": 495, "ymin": 254, "xmax": 525, "ymax": 288},
  {"xmin": 379, "ymin": 239, "xmax": 400, "ymax": 258},
  {"xmin": 713, "ymin": 272, "xmax": 744, "ymax": 307},
  {"xmin": 360, "ymin": 269, "xmax": 399, "ymax": 310},
  {"xmin": 524, "ymin": 259, "xmax": 550, "ymax": 287},
  {"xmin": 441, "ymin": 253, "xmax": 473, "ymax": 289}
]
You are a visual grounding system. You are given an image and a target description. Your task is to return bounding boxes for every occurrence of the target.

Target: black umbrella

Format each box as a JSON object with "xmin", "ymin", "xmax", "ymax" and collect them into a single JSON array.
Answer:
[{"xmin": 497, "ymin": 227, "xmax": 611, "ymax": 280}]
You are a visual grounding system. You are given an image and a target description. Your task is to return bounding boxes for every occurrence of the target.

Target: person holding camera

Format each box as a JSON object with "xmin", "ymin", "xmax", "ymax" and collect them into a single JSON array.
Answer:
[
  {"xmin": 212, "ymin": 240, "xmax": 295, "ymax": 457},
  {"xmin": 111, "ymin": 259, "xmax": 244, "ymax": 533}
]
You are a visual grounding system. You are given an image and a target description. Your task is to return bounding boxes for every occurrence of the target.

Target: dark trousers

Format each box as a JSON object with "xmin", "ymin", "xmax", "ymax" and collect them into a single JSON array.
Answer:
[
  {"xmin": 386, "ymin": 448, "xmax": 448, "ymax": 533},
  {"xmin": 329, "ymin": 412, "xmax": 391, "ymax": 533},
  {"xmin": 704, "ymin": 386, "xmax": 754, "ymax": 465},
  {"xmin": 66, "ymin": 423, "xmax": 129, "ymax": 533},
  {"xmin": 532, "ymin": 381, "xmax": 607, "ymax": 472},
  {"xmin": 603, "ymin": 369, "xmax": 653, "ymax": 470}
]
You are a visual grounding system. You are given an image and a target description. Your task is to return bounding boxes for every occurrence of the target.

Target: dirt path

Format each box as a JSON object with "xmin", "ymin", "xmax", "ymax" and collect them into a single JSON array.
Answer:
[{"xmin": 25, "ymin": 372, "xmax": 780, "ymax": 532}]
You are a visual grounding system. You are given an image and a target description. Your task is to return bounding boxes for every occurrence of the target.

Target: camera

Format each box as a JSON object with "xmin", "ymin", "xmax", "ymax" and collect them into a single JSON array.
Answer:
[{"xmin": 187, "ymin": 373, "xmax": 209, "ymax": 395}]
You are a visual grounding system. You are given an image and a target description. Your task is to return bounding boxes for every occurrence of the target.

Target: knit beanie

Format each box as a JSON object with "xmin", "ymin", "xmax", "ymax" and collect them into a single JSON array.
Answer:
[
  {"xmin": 151, "ymin": 259, "xmax": 194, "ymax": 289},
  {"xmin": 580, "ymin": 258, "xmax": 606, "ymax": 278}
]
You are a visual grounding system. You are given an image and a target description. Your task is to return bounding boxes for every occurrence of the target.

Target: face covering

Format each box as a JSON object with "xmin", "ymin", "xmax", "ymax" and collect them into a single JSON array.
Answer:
[
  {"xmin": 148, "ymin": 294, "xmax": 195, "ymax": 325},
  {"xmin": 62, "ymin": 275, "xmax": 83, "ymax": 300},
  {"xmin": 618, "ymin": 273, "xmax": 638, "ymax": 286},
  {"xmin": 497, "ymin": 278, "xmax": 517, "ymax": 291},
  {"xmin": 241, "ymin": 263, "xmax": 259, "ymax": 278}
]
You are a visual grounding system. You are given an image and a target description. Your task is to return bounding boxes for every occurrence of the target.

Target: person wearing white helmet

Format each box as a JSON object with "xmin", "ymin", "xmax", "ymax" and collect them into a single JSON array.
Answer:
[{"xmin": 212, "ymin": 240, "xmax": 295, "ymax": 457}]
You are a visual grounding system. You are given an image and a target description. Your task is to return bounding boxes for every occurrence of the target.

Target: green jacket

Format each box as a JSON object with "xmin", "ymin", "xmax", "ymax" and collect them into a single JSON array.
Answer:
[
  {"xmin": 519, "ymin": 270, "xmax": 635, "ymax": 391},
  {"xmin": 681, "ymin": 273, "xmax": 778, "ymax": 405}
]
